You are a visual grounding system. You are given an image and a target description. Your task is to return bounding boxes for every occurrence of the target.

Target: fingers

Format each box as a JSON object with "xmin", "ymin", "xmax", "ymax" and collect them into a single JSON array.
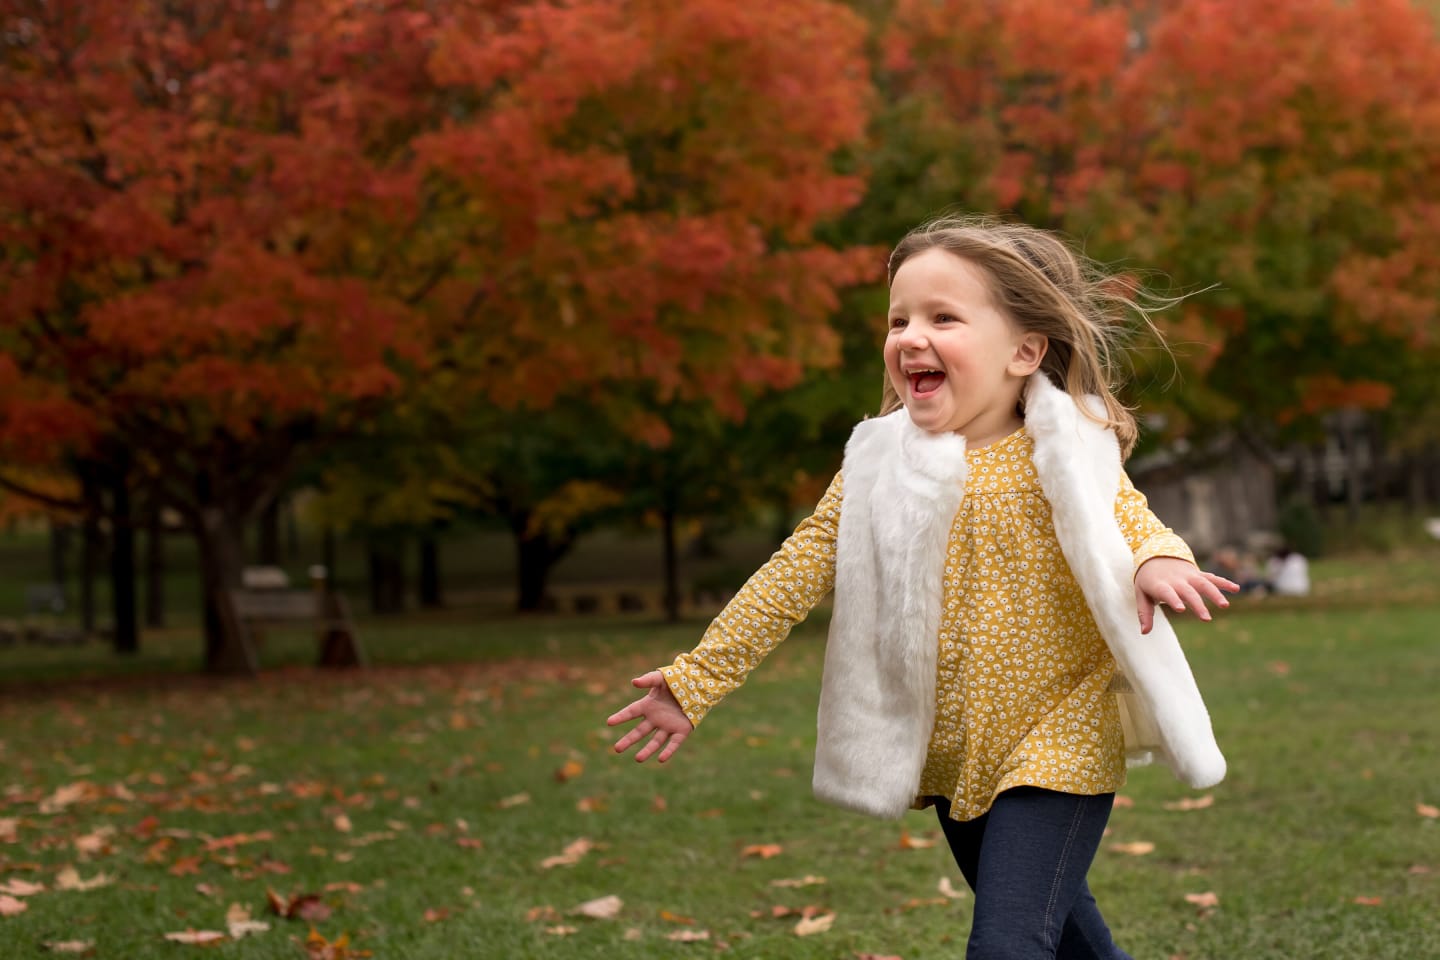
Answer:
[
  {"xmin": 612, "ymin": 718, "xmax": 652, "ymax": 754},
  {"xmin": 634, "ymin": 728, "xmax": 669, "ymax": 763},
  {"xmin": 656, "ymin": 731, "xmax": 687, "ymax": 763},
  {"xmin": 631, "ymin": 670, "xmax": 663, "ymax": 689},
  {"xmin": 1135, "ymin": 586, "xmax": 1155, "ymax": 635}
]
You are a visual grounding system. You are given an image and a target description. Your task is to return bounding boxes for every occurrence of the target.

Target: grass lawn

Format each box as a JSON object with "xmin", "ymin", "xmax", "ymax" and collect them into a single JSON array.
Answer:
[{"xmin": 1, "ymin": 563, "xmax": 1438, "ymax": 957}]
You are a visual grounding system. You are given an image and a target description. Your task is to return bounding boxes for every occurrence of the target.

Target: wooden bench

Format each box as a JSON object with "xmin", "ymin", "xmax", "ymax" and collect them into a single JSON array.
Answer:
[{"xmin": 229, "ymin": 588, "xmax": 367, "ymax": 671}]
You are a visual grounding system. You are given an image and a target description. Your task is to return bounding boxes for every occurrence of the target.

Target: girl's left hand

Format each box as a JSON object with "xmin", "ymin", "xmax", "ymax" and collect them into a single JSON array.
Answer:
[{"xmin": 1134, "ymin": 557, "xmax": 1239, "ymax": 634}]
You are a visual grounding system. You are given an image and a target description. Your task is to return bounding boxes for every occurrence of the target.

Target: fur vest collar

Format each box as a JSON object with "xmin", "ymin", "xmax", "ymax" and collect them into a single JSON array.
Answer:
[{"xmin": 812, "ymin": 373, "xmax": 1226, "ymax": 820}]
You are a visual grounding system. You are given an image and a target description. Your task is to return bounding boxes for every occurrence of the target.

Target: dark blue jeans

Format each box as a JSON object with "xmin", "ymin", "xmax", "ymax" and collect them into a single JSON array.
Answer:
[{"xmin": 933, "ymin": 788, "xmax": 1133, "ymax": 960}]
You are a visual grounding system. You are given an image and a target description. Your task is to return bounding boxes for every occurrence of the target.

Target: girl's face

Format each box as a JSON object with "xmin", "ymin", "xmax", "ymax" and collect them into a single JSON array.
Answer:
[{"xmin": 885, "ymin": 248, "xmax": 1045, "ymax": 445}]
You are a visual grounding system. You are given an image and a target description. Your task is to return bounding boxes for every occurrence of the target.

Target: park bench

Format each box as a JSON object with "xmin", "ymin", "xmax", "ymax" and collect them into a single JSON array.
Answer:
[
  {"xmin": 228, "ymin": 582, "xmax": 367, "ymax": 672},
  {"xmin": 0, "ymin": 583, "xmax": 86, "ymax": 647}
]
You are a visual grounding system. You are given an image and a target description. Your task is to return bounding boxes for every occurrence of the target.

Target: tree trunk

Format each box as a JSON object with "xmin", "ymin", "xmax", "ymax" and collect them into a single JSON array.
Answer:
[
  {"xmin": 1343, "ymin": 412, "xmax": 1364, "ymax": 524},
  {"xmin": 257, "ymin": 498, "xmax": 281, "ymax": 565},
  {"xmin": 512, "ymin": 515, "xmax": 575, "ymax": 613},
  {"xmin": 418, "ymin": 533, "xmax": 442, "ymax": 608},
  {"xmin": 196, "ymin": 505, "xmax": 255, "ymax": 675},
  {"xmin": 79, "ymin": 464, "xmax": 102, "ymax": 636},
  {"xmin": 661, "ymin": 504, "xmax": 681, "ymax": 622},
  {"xmin": 367, "ymin": 536, "xmax": 406, "ymax": 614},
  {"xmin": 108, "ymin": 457, "xmax": 139, "ymax": 655},
  {"xmin": 145, "ymin": 504, "xmax": 165, "ymax": 628}
]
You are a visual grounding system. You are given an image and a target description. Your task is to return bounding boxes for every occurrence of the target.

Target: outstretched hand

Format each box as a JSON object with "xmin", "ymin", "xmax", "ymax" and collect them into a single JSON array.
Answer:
[
  {"xmin": 607, "ymin": 670, "xmax": 695, "ymax": 763},
  {"xmin": 1134, "ymin": 557, "xmax": 1239, "ymax": 634}
]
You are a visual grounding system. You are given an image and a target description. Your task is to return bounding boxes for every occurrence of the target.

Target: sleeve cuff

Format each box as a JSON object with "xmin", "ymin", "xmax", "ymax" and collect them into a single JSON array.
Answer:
[{"xmin": 1132, "ymin": 532, "xmax": 1196, "ymax": 576}]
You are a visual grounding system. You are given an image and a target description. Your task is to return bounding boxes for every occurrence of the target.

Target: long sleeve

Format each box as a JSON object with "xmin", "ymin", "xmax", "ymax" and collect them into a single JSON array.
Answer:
[
  {"xmin": 1114, "ymin": 471, "xmax": 1196, "ymax": 572},
  {"xmin": 659, "ymin": 473, "xmax": 842, "ymax": 727}
]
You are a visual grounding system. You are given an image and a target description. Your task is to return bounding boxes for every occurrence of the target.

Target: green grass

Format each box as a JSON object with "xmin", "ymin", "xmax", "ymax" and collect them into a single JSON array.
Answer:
[{"xmin": 1, "ymin": 571, "xmax": 1438, "ymax": 958}]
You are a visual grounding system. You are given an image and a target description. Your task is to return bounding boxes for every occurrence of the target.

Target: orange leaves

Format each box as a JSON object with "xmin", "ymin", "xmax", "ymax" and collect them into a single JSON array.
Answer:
[
  {"xmin": 741, "ymin": 844, "xmax": 783, "ymax": 860},
  {"xmin": 897, "ymin": 829, "xmax": 937, "ymax": 850},
  {"xmin": 539, "ymin": 837, "xmax": 595, "ymax": 870},
  {"xmin": 1109, "ymin": 841, "xmax": 1156, "ymax": 857},
  {"xmin": 1163, "ymin": 795, "xmax": 1215, "ymax": 813},
  {"xmin": 267, "ymin": 889, "xmax": 333, "ymax": 924},
  {"xmin": 0, "ymin": 894, "xmax": 27, "ymax": 917},
  {"xmin": 1417, "ymin": 803, "xmax": 1439, "ymax": 819}
]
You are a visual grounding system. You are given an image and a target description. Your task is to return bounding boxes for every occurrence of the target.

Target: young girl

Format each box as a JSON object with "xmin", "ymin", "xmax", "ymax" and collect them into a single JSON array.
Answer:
[{"xmin": 608, "ymin": 217, "xmax": 1237, "ymax": 960}]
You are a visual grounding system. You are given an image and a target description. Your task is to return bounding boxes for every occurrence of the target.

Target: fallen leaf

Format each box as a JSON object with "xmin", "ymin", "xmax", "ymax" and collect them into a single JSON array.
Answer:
[
  {"xmin": 856, "ymin": 954, "xmax": 904, "ymax": 960},
  {"xmin": 624, "ymin": 927, "xmax": 643, "ymax": 941},
  {"xmin": 163, "ymin": 929, "xmax": 226, "ymax": 944},
  {"xmin": 525, "ymin": 905, "xmax": 560, "ymax": 923},
  {"xmin": 1112, "ymin": 795, "xmax": 1135, "ymax": 809},
  {"xmin": 545, "ymin": 925, "xmax": 578, "ymax": 936},
  {"xmin": 333, "ymin": 814, "xmax": 353, "ymax": 833},
  {"xmin": 226, "ymin": 903, "xmax": 270, "ymax": 938},
  {"xmin": 794, "ymin": 912, "xmax": 835, "ymax": 936},
  {"xmin": 1417, "ymin": 803, "xmax": 1439, "ymax": 819},
  {"xmin": 937, "ymin": 877, "xmax": 967, "ymax": 899},
  {"xmin": 456, "ymin": 838, "xmax": 484, "ymax": 850},
  {"xmin": 41, "ymin": 941, "xmax": 95, "ymax": 954},
  {"xmin": 695, "ymin": 808, "xmax": 724, "ymax": 819},
  {"xmin": 423, "ymin": 907, "xmax": 450, "ymax": 923},
  {"xmin": 898, "ymin": 897, "xmax": 949, "ymax": 911},
  {"xmin": 169, "ymin": 856, "xmax": 204, "ymax": 876},
  {"xmin": 770, "ymin": 875, "xmax": 827, "ymax": 889},
  {"xmin": 1352, "ymin": 896, "xmax": 1383, "ymax": 907},
  {"xmin": 555, "ymin": 760, "xmax": 584, "ymax": 783},
  {"xmin": 0, "ymin": 818, "xmax": 16, "ymax": 842},
  {"xmin": 741, "ymin": 844, "xmax": 783, "ymax": 859},
  {"xmin": 571, "ymin": 894, "xmax": 623, "ymax": 920},
  {"xmin": 1164, "ymin": 795, "xmax": 1215, "ymax": 812},
  {"xmin": 651, "ymin": 795, "xmax": 668, "ymax": 813},
  {"xmin": 195, "ymin": 883, "xmax": 222, "ymax": 898},
  {"xmin": 1110, "ymin": 841, "xmax": 1156, "ymax": 856},
  {"xmin": 539, "ymin": 837, "xmax": 595, "ymax": 869},
  {"xmin": 498, "ymin": 793, "xmax": 531, "ymax": 809},
  {"xmin": 898, "ymin": 829, "xmax": 936, "ymax": 850},
  {"xmin": 54, "ymin": 868, "xmax": 113, "ymax": 891},
  {"xmin": 1265, "ymin": 660, "xmax": 1291, "ymax": 677},
  {"xmin": 576, "ymin": 796, "xmax": 608, "ymax": 813},
  {"xmin": 0, "ymin": 879, "xmax": 44, "ymax": 896},
  {"xmin": 1184, "ymin": 892, "xmax": 1220, "ymax": 909},
  {"xmin": 1408, "ymin": 864, "xmax": 1433, "ymax": 875},
  {"xmin": 0, "ymin": 894, "xmax": 28, "ymax": 916},
  {"xmin": 73, "ymin": 827, "xmax": 115, "ymax": 856},
  {"xmin": 300, "ymin": 928, "xmax": 369, "ymax": 960},
  {"xmin": 666, "ymin": 929, "xmax": 711, "ymax": 942}
]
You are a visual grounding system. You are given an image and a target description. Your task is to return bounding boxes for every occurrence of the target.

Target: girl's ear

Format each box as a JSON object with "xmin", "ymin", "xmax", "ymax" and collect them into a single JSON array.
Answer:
[{"xmin": 1009, "ymin": 332, "xmax": 1049, "ymax": 377}]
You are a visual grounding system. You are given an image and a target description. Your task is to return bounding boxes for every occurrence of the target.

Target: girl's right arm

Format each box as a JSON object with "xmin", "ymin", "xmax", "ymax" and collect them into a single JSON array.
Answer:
[{"xmin": 608, "ymin": 473, "xmax": 843, "ymax": 762}]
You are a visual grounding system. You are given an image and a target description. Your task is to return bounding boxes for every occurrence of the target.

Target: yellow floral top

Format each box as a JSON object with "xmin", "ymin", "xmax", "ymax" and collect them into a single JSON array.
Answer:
[{"xmin": 660, "ymin": 427, "xmax": 1194, "ymax": 821}]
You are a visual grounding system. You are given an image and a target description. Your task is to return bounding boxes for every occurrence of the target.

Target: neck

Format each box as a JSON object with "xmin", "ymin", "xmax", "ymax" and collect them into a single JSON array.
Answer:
[{"xmin": 962, "ymin": 415, "xmax": 1024, "ymax": 450}]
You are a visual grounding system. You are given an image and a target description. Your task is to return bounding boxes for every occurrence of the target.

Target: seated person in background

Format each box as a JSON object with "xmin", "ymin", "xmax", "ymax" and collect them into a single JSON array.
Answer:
[
  {"xmin": 1265, "ymin": 545, "xmax": 1311, "ymax": 597},
  {"xmin": 1211, "ymin": 546, "xmax": 1267, "ymax": 595}
]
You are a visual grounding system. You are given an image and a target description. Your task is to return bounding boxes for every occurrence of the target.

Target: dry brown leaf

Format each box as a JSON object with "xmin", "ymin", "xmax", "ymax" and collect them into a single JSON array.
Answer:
[
  {"xmin": 555, "ymin": 760, "xmax": 585, "ymax": 783},
  {"xmin": 660, "ymin": 909, "xmax": 696, "ymax": 925},
  {"xmin": 770, "ymin": 875, "xmax": 827, "ymax": 889},
  {"xmin": 539, "ymin": 837, "xmax": 595, "ymax": 869},
  {"xmin": 624, "ymin": 927, "xmax": 643, "ymax": 941},
  {"xmin": 1408, "ymin": 865, "xmax": 1433, "ymax": 875},
  {"xmin": 1352, "ymin": 896, "xmax": 1383, "ymax": 907},
  {"xmin": 899, "ymin": 897, "xmax": 949, "ymax": 911},
  {"xmin": 169, "ymin": 856, "xmax": 204, "ymax": 876},
  {"xmin": 937, "ymin": 877, "xmax": 967, "ymax": 899},
  {"xmin": 1112, "ymin": 795, "xmax": 1135, "ymax": 809},
  {"xmin": 1110, "ymin": 841, "xmax": 1156, "ymax": 856},
  {"xmin": 1417, "ymin": 803, "xmax": 1439, "ymax": 819},
  {"xmin": 163, "ymin": 929, "xmax": 226, "ymax": 944},
  {"xmin": 1164, "ymin": 795, "xmax": 1215, "ymax": 812},
  {"xmin": 525, "ymin": 905, "xmax": 560, "ymax": 923},
  {"xmin": 332, "ymin": 814, "xmax": 353, "ymax": 833},
  {"xmin": 666, "ymin": 929, "xmax": 711, "ymax": 942},
  {"xmin": 856, "ymin": 954, "xmax": 904, "ymax": 960},
  {"xmin": 226, "ymin": 903, "xmax": 270, "ymax": 938},
  {"xmin": 41, "ymin": 941, "xmax": 95, "ymax": 954},
  {"xmin": 794, "ymin": 912, "xmax": 835, "ymax": 936},
  {"xmin": 1266, "ymin": 661, "xmax": 1291, "ymax": 677},
  {"xmin": 741, "ymin": 844, "xmax": 783, "ymax": 859},
  {"xmin": 54, "ymin": 867, "xmax": 113, "ymax": 891},
  {"xmin": 423, "ymin": 907, "xmax": 450, "ymax": 923},
  {"xmin": 898, "ymin": 829, "xmax": 937, "ymax": 850},
  {"xmin": 572, "ymin": 894, "xmax": 623, "ymax": 919},
  {"xmin": 576, "ymin": 796, "xmax": 608, "ymax": 813},
  {"xmin": 544, "ymin": 925, "xmax": 578, "ymax": 936},
  {"xmin": 499, "ymin": 793, "xmax": 531, "ymax": 809},
  {"xmin": 0, "ymin": 894, "xmax": 28, "ymax": 916},
  {"xmin": 73, "ymin": 827, "xmax": 115, "ymax": 856},
  {"xmin": 0, "ymin": 817, "xmax": 17, "ymax": 842},
  {"xmin": 1183, "ymin": 892, "xmax": 1220, "ymax": 909},
  {"xmin": 0, "ymin": 879, "xmax": 44, "ymax": 896},
  {"xmin": 301, "ymin": 928, "xmax": 370, "ymax": 960}
]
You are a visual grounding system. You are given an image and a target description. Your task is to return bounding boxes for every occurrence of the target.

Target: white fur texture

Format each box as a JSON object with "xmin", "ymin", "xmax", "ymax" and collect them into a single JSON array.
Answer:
[
  {"xmin": 813, "ymin": 377, "xmax": 1225, "ymax": 820},
  {"xmin": 812, "ymin": 411, "xmax": 967, "ymax": 818}
]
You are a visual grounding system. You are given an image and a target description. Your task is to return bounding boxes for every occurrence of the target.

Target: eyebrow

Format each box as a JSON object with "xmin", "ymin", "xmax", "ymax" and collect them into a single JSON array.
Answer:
[{"xmin": 888, "ymin": 297, "xmax": 962, "ymax": 314}]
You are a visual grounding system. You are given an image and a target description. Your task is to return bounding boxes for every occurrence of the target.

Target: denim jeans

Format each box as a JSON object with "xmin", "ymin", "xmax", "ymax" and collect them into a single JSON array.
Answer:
[{"xmin": 933, "ymin": 788, "xmax": 1133, "ymax": 960}]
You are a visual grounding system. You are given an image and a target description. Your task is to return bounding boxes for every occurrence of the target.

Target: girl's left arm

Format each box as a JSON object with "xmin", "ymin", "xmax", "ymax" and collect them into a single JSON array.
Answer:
[{"xmin": 1116, "ymin": 472, "xmax": 1239, "ymax": 633}]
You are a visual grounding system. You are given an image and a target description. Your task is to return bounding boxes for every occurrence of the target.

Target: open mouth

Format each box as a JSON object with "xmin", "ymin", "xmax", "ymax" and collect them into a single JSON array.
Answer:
[{"xmin": 908, "ymin": 369, "xmax": 946, "ymax": 397}]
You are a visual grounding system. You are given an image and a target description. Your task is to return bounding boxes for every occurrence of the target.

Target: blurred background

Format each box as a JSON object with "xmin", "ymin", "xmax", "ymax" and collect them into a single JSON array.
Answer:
[{"xmin": 3, "ymin": 0, "xmax": 1440, "ymax": 675}]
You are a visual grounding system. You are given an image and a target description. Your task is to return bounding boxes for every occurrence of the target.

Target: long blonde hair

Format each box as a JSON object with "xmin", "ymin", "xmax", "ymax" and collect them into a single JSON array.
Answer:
[{"xmin": 881, "ymin": 216, "xmax": 1170, "ymax": 457}]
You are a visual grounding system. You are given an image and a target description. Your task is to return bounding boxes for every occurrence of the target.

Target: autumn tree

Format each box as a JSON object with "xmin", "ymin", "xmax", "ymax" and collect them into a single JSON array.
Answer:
[{"xmin": 0, "ymin": 1, "xmax": 439, "ymax": 672}]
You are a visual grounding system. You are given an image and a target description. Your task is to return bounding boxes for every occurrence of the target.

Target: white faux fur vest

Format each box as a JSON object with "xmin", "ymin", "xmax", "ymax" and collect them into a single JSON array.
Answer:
[{"xmin": 812, "ymin": 373, "xmax": 1226, "ymax": 820}]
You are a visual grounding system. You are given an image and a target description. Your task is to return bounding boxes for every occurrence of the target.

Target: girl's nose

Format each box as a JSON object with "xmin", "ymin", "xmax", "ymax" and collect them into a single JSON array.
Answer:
[{"xmin": 898, "ymin": 327, "xmax": 928, "ymax": 350}]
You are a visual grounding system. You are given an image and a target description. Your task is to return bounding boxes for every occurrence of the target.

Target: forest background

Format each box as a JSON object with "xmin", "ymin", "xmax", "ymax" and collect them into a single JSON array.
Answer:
[{"xmin": 4, "ymin": 0, "xmax": 1440, "ymax": 673}]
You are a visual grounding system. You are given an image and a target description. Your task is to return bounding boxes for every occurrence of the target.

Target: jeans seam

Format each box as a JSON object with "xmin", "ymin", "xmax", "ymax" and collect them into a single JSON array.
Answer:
[{"xmin": 1042, "ymin": 796, "xmax": 1087, "ymax": 954}]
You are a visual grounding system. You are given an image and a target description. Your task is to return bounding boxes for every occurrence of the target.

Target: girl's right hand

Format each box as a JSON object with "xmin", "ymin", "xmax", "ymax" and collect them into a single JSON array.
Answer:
[{"xmin": 607, "ymin": 670, "xmax": 695, "ymax": 763}]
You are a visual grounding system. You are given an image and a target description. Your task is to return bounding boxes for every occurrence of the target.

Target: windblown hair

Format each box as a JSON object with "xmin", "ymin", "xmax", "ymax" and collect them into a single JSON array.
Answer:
[{"xmin": 881, "ymin": 216, "xmax": 1173, "ymax": 457}]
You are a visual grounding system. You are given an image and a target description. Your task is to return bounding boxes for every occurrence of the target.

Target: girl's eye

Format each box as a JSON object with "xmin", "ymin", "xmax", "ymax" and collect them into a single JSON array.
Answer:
[
  {"xmin": 936, "ymin": 313, "xmax": 956, "ymax": 323},
  {"xmin": 889, "ymin": 317, "xmax": 907, "ymax": 329}
]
